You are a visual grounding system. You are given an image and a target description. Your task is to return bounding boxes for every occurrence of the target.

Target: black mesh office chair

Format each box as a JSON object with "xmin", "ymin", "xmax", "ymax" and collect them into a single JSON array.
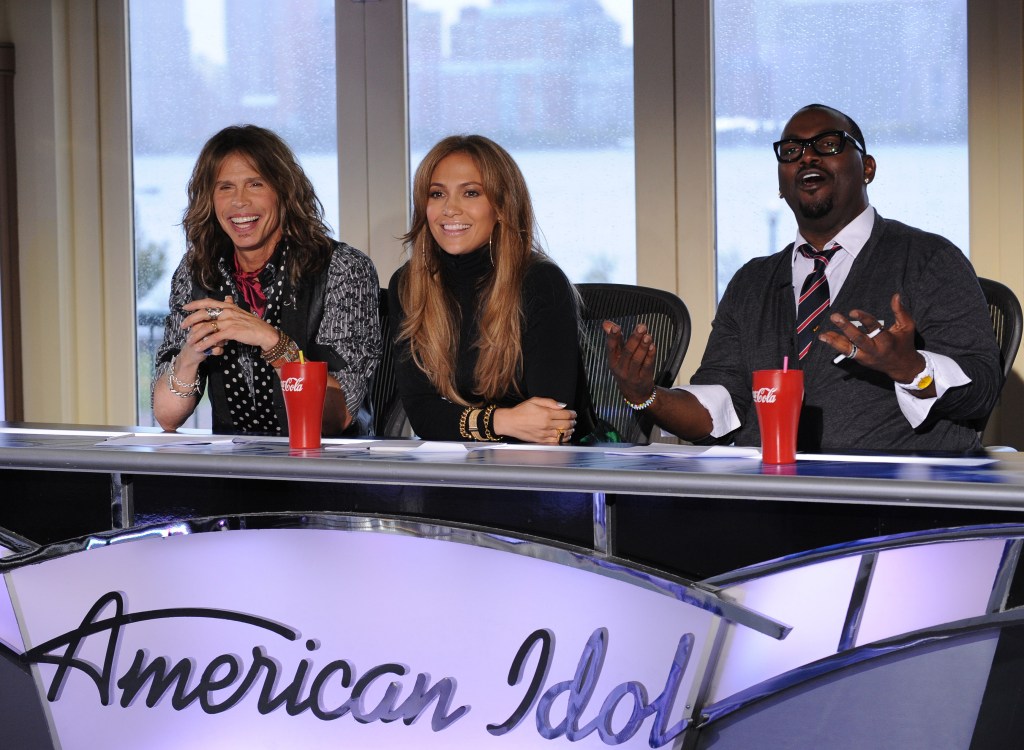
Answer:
[
  {"xmin": 977, "ymin": 278, "xmax": 1023, "ymax": 439},
  {"xmin": 367, "ymin": 289, "xmax": 408, "ymax": 437},
  {"xmin": 978, "ymin": 278, "xmax": 1023, "ymax": 382},
  {"xmin": 576, "ymin": 283, "xmax": 691, "ymax": 444}
]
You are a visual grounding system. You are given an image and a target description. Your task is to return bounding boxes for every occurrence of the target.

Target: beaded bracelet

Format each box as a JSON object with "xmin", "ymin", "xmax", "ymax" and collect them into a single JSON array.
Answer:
[
  {"xmin": 260, "ymin": 328, "xmax": 289, "ymax": 363},
  {"xmin": 260, "ymin": 329, "xmax": 300, "ymax": 368},
  {"xmin": 270, "ymin": 338, "xmax": 301, "ymax": 369},
  {"xmin": 624, "ymin": 387, "xmax": 657, "ymax": 411}
]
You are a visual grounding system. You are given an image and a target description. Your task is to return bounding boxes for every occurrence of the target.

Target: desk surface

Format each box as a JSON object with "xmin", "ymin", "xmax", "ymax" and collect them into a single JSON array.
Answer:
[
  {"xmin": 4, "ymin": 425, "xmax": 1024, "ymax": 512},
  {"xmin": 6, "ymin": 424, "xmax": 1024, "ymax": 579}
]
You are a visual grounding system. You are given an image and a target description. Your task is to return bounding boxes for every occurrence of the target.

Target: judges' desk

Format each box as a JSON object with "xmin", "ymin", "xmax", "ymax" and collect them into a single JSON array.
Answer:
[
  {"xmin": 4, "ymin": 425, "xmax": 1024, "ymax": 748},
  {"xmin": 3, "ymin": 425, "xmax": 1024, "ymax": 577}
]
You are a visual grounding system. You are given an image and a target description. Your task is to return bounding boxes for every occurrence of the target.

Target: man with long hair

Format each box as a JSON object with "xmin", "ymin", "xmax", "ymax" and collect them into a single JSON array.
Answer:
[{"xmin": 153, "ymin": 125, "xmax": 379, "ymax": 435}]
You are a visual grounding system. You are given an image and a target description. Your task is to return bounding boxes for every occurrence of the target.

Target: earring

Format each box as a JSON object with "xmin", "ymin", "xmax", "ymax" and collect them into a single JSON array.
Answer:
[
  {"xmin": 864, "ymin": 178, "xmax": 870, "ymax": 184},
  {"xmin": 778, "ymin": 190, "xmax": 783, "ymax": 199}
]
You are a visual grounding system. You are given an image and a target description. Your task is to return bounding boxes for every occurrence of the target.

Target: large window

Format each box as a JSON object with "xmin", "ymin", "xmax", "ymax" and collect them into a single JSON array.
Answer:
[
  {"xmin": 713, "ymin": 0, "xmax": 968, "ymax": 298},
  {"xmin": 129, "ymin": 0, "xmax": 338, "ymax": 426},
  {"xmin": 407, "ymin": 0, "xmax": 635, "ymax": 283},
  {"xmin": 124, "ymin": 0, "xmax": 972, "ymax": 423}
]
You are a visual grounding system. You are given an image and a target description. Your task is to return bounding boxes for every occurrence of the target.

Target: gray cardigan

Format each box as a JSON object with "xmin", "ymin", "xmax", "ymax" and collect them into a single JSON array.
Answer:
[{"xmin": 691, "ymin": 213, "xmax": 1002, "ymax": 452}]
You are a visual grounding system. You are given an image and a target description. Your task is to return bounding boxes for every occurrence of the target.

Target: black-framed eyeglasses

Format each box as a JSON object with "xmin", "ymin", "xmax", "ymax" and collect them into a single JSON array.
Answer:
[{"xmin": 772, "ymin": 130, "xmax": 866, "ymax": 163}]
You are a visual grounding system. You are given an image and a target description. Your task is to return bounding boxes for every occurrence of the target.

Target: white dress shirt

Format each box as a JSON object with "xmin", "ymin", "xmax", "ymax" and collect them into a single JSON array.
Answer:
[{"xmin": 678, "ymin": 206, "xmax": 970, "ymax": 438}]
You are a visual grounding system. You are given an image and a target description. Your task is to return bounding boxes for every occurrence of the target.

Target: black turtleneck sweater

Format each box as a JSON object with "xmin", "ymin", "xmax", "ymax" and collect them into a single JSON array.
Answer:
[{"xmin": 387, "ymin": 246, "xmax": 580, "ymax": 441}]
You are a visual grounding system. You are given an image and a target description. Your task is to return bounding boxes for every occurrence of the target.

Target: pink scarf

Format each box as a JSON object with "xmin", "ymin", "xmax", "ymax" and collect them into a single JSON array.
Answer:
[{"xmin": 233, "ymin": 255, "xmax": 268, "ymax": 318}]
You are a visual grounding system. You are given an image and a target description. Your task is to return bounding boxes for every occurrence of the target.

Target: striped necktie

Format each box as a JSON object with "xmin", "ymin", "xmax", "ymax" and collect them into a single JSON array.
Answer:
[{"xmin": 796, "ymin": 243, "xmax": 839, "ymax": 360}]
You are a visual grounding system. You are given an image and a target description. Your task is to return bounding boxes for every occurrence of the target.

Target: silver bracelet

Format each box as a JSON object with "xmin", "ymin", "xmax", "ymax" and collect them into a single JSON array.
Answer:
[
  {"xmin": 624, "ymin": 387, "xmax": 657, "ymax": 411},
  {"xmin": 167, "ymin": 355, "xmax": 200, "ymax": 398}
]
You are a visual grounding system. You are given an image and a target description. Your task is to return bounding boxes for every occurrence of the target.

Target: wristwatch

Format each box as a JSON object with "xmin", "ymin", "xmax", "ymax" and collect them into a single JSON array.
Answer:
[{"xmin": 899, "ymin": 352, "xmax": 934, "ymax": 392}]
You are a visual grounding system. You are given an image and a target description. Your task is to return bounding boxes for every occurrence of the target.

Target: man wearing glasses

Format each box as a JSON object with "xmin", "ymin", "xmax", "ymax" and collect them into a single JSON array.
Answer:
[{"xmin": 604, "ymin": 103, "xmax": 1001, "ymax": 453}]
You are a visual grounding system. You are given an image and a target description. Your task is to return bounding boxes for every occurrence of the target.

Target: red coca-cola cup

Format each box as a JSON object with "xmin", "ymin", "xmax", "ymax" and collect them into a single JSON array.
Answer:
[
  {"xmin": 752, "ymin": 369, "xmax": 804, "ymax": 464},
  {"xmin": 280, "ymin": 361, "xmax": 328, "ymax": 450}
]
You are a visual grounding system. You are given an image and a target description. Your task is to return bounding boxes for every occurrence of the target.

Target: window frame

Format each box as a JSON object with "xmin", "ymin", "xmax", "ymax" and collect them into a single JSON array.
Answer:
[{"xmin": 5, "ymin": 0, "xmax": 1022, "ymax": 439}]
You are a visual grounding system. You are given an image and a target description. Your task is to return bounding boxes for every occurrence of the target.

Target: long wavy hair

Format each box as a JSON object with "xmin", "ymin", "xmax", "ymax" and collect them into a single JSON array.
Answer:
[
  {"xmin": 182, "ymin": 125, "xmax": 334, "ymax": 290},
  {"xmin": 397, "ymin": 135, "xmax": 547, "ymax": 405}
]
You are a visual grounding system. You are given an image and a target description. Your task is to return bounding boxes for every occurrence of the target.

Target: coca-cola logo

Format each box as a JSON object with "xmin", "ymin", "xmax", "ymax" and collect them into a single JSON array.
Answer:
[
  {"xmin": 752, "ymin": 386, "xmax": 778, "ymax": 403},
  {"xmin": 282, "ymin": 376, "xmax": 305, "ymax": 392}
]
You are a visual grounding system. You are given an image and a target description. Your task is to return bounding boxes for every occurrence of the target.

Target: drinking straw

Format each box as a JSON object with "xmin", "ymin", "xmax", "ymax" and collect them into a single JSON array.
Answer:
[{"xmin": 783, "ymin": 356, "xmax": 789, "ymax": 373}]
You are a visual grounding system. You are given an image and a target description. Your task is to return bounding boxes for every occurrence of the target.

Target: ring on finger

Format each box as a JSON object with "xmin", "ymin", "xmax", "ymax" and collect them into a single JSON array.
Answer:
[
  {"xmin": 206, "ymin": 307, "xmax": 223, "ymax": 319},
  {"xmin": 211, "ymin": 320, "xmax": 220, "ymax": 334},
  {"xmin": 849, "ymin": 343, "xmax": 859, "ymax": 360},
  {"xmin": 556, "ymin": 428, "xmax": 565, "ymax": 445}
]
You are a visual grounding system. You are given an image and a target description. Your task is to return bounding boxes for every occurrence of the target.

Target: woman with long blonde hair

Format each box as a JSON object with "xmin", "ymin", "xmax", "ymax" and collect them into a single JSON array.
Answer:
[{"xmin": 388, "ymin": 135, "xmax": 582, "ymax": 444}]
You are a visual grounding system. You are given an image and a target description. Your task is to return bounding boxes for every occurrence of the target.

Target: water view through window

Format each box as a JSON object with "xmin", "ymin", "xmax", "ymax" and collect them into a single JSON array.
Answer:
[
  {"xmin": 129, "ymin": 0, "xmax": 338, "ymax": 427},
  {"xmin": 714, "ymin": 0, "xmax": 968, "ymax": 299},
  {"xmin": 408, "ymin": 0, "xmax": 635, "ymax": 284}
]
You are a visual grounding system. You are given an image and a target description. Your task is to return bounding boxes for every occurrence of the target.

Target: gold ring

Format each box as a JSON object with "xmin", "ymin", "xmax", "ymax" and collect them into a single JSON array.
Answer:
[
  {"xmin": 211, "ymin": 320, "xmax": 219, "ymax": 333},
  {"xmin": 556, "ymin": 428, "xmax": 565, "ymax": 445}
]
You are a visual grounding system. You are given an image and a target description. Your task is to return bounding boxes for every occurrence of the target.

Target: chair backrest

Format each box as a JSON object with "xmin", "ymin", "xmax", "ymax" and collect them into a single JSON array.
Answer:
[
  {"xmin": 576, "ymin": 283, "xmax": 691, "ymax": 444},
  {"xmin": 978, "ymin": 277, "xmax": 1023, "ymax": 381},
  {"xmin": 976, "ymin": 277, "xmax": 1022, "ymax": 440},
  {"xmin": 367, "ymin": 288, "xmax": 408, "ymax": 437}
]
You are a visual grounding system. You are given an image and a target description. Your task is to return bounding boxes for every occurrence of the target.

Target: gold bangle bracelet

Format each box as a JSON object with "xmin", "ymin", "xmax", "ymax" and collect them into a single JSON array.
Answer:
[{"xmin": 467, "ymin": 408, "xmax": 483, "ymax": 439}]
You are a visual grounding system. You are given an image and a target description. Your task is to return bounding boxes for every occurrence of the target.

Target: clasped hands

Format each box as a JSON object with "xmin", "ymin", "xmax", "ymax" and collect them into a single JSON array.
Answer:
[
  {"xmin": 177, "ymin": 295, "xmax": 279, "ymax": 366},
  {"xmin": 492, "ymin": 397, "xmax": 577, "ymax": 445}
]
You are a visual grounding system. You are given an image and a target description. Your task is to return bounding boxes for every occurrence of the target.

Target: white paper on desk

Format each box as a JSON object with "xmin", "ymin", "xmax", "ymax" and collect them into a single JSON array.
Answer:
[
  {"xmin": 605, "ymin": 444, "xmax": 762, "ymax": 459},
  {"xmin": 96, "ymin": 433, "xmax": 236, "ymax": 447},
  {"xmin": 0, "ymin": 427, "xmax": 131, "ymax": 438},
  {"xmin": 322, "ymin": 439, "xmax": 375, "ymax": 451},
  {"xmin": 368, "ymin": 441, "xmax": 468, "ymax": 454},
  {"xmin": 472, "ymin": 443, "xmax": 595, "ymax": 453},
  {"xmin": 797, "ymin": 453, "xmax": 996, "ymax": 467}
]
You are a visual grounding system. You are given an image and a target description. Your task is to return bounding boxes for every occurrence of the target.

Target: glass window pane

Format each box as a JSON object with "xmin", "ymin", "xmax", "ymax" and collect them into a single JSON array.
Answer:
[
  {"xmin": 408, "ymin": 0, "xmax": 635, "ymax": 283},
  {"xmin": 714, "ymin": 0, "xmax": 968, "ymax": 298},
  {"xmin": 129, "ymin": 0, "xmax": 338, "ymax": 426}
]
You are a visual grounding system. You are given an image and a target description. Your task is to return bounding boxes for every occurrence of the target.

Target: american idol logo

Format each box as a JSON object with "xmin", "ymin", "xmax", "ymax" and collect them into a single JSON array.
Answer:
[
  {"xmin": 752, "ymin": 387, "xmax": 778, "ymax": 403},
  {"xmin": 282, "ymin": 376, "xmax": 305, "ymax": 392},
  {"xmin": 22, "ymin": 592, "xmax": 695, "ymax": 746}
]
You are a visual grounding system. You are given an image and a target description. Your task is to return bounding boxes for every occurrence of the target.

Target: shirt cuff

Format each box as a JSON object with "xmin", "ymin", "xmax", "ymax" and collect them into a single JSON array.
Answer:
[
  {"xmin": 675, "ymin": 384, "xmax": 741, "ymax": 438},
  {"xmin": 894, "ymin": 350, "xmax": 971, "ymax": 428}
]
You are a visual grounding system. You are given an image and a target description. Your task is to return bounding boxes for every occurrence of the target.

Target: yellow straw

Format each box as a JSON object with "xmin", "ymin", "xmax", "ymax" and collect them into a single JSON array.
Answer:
[{"xmin": 299, "ymin": 350, "xmax": 305, "ymax": 364}]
